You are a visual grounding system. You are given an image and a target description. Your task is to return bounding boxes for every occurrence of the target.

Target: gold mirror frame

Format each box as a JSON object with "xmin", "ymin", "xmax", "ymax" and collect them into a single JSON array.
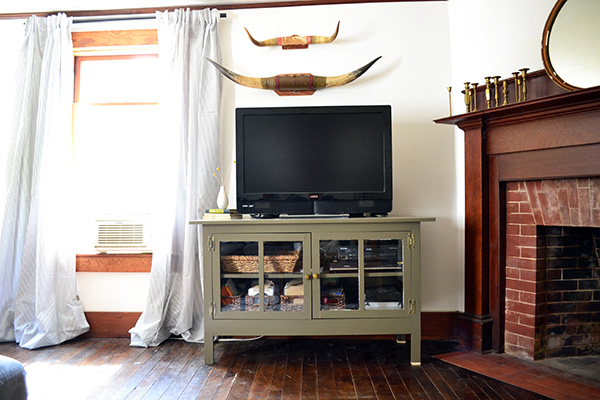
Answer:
[{"xmin": 541, "ymin": 0, "xmax": 600, "ymax": 91}]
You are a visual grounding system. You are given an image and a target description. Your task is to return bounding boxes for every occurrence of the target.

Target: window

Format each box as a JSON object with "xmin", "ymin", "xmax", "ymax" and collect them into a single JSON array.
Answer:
[{"xmin": 73, "ymin": 53, "xmax": 160, "ymax": 254}]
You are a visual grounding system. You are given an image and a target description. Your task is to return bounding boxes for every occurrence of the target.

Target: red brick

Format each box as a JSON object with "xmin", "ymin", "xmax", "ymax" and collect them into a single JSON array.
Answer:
[
  {"xmin": 506, "ymin": 278, "xmax": 537, "ymax": 292},
  {"xmin": 517, "ymin": 235, "xmax": 538, "ymax": 247},
  {"xmin": 519, "ymin": 202, "xmax": 532, "ymax": 214},
  {"xmin": 505, "ymin": 331, "xmax": 519, "ymax": 346},
  {"xmin": 518, "ymin": 335, "xmax": 535, "ymax": 350},
  {"xmin": 525, "ymin": 181, "xmax": 541, "ymax": 210},
  {"xmin": 591, "ymin": 179, "xmax": 600, "ymax": 208},
  {"xmin": 544, "ymin": 207, "xmax": 564, "ymax": 227},
  {"xmin": 506, "ymin": 224, "xmax": 519, "ymax": 235},
  {"xmin": 506, "ymin": 299, "xmax": 536, "ymax": 315},
  {"xmin": 567, "ymin": 180, "xmax": 580, "ymax": 209},
  {"xmin": 505, "ymin": 343, "xmax": 534, "ymax": 359},
  {"xmin": 505, "ymin": 234, "xmax": 519, "ymax": 248},
  {"xmin": 506, "ymin": 310, "xmax": 520, "ymax": 323},
  {"xmin": 577, "ymin": 177, "xmax": 590, "ymax": 188},
  {"xmin": 519, "ymin": 291, "xmax": 537, "ymax": 305},
  {"xmin": 520, "ymin": 224, "xmax": 537, "ymax": 236},
  {"xmin": 506, "ymin": 321, "xmax": 535, "ymax": 337},
  {"xmin": 505, "ymin": 278, "xmax": 519, "ymax": 290},
  {"xmin": 506, "ymin": 289, "xmax": 520, "ymax": 301},
  {"xmin": 506, "ymin": 190, "xmax": 529, "ymax": 202},
  {"xmin": 506, "ymin": 182, "xmax": 520, "ymax": 191},
  {"xmin": 557, "ymin": 188, "xmax": 570, "ymax": 223},
  {"xmin": 508, "ymin": 213, "xmax": 535, "ymax": 225},
  {"xmin": 579, "ymin": 187, "xmax": 592, "ymax": 226},
  {"xmin": 519, "ymin": 269, "xmax": 539, "ymax": 283},
  {"xmin": 506, "ymin": 267, "xmax": 520, "ymax": 280},
  {"xmin": 519, "ymin": 313, "xmax": 536, "ymax": 327},
  {"xmin": 511, "ymin": 257, "xmax": 538, "ymax": 270},
  {"xmin": 570, "ymin": 207, "xmax": 582, "ymax": 226},
  {"xmin": 506, "ymin": 244, "xmax": 520, "ymax": 258},
  {"xmin": 593, "ymin": 208, "xmax": 600, "ymax": 227},
  {"xmin": 555, "ymin": 179, "xmax": 568, "ymax": 190},
  {"xmin": 519, "ymin": 246, "xmax": 538, "ymax": 259}
]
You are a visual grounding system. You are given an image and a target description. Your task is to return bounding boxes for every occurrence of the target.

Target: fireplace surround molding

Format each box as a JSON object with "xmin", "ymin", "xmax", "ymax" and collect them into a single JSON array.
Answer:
[{"xmin": 435, "ymin": 71, "xmax": 600, "ymax": 354}]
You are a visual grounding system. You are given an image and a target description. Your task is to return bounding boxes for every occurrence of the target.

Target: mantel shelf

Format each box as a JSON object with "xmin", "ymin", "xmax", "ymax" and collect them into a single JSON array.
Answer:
[{"xmin": 436, "ymin": 84, "xmax": 600, "ymax": 127}]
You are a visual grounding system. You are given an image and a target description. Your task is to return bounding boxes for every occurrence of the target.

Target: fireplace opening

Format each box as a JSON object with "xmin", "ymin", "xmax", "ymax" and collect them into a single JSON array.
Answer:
[
  {"xmin": 505, "ymin": 179, "xmax": 600, "ymax": 360},
  {"xmin": 538, "ymin": 226, "xmax": 600, "ymax": 358}
]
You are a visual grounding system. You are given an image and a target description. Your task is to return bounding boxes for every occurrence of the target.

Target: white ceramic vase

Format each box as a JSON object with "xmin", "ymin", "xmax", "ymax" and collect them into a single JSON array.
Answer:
[{"xmin": 216, "ymin": 185, "xmax": 228, "ymax": 209}]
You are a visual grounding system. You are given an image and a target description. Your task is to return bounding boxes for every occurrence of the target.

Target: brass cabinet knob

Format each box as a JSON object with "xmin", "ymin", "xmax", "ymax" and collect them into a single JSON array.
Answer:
[
  {"xmin": 304, "ymin": 274, "xmax": 311, "ymax": 280},
  {"xmin": 313, "ymin": 273, "xmax": 320, "ymax": 279}
]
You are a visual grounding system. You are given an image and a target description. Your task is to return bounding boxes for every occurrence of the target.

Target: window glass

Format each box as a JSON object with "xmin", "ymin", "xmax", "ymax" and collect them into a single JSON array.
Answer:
[
  {"xmin": 76, "ymin": 56, "xmax": 159, "ymax": 103},
  {"xmin": 73, "ymin": 54, "xmax": 160, "ymax": 253}
]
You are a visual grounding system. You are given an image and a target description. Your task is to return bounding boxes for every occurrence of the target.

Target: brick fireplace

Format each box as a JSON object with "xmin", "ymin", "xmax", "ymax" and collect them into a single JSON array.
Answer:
[
  {"xmin": 505, "ymin": 179, "xmax": 600, "ymax": 360},
  {"xmin": 436, "ymin": 71, "xmax": 600, "ymax": 355}
]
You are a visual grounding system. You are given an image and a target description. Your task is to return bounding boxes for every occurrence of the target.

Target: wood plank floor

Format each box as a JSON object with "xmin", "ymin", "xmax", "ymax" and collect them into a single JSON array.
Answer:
[{"xmin": 0, "ymin": 338, "xmax": 550, "ymax": 400}]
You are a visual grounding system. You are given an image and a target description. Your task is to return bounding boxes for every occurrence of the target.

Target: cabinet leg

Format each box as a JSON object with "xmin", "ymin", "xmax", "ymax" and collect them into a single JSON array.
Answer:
[
  {"xmin": 204, "ymin": 335, "xmax": 215, "ymax": 365},
  {"xmin": 410, "ymin": 334, "xmax": 421, "ymax": 366}
]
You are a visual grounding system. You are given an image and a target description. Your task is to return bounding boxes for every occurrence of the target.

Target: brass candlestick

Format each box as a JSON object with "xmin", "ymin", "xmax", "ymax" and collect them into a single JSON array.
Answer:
[
  {"xmin": 471, "ymin": 82, "xmax": 479, "ymax": 111},
  {"xmin": 484, "ymin": 77, "xmax": 492, "ymax": 109},
  {"xmin": 464, "ymin": 82, "xmax": 471, "ymax": 113},
  {"xmin": 512, "ymin": 72, "xmax": 520, "ymax": 103},
  {"xmin": 503, "ymin": 81, "xmax": 509, "ymax": 105},
  {"xmin": 447, "ymin": 86, "xmax": 452, "ymax": 116},
  {"xmin": 520, "ymin": 68, "xmax": 529, "ymax": 101},
  {"xmin": 493, "ymin": 76, "xmax": 501, "ymax": 107}
]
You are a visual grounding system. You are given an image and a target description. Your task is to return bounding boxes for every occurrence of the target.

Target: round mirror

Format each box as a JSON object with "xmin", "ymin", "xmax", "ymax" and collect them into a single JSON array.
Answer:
[{"xmin": 542, "ymin": 0, "xmax": 600, "ymax": 91}]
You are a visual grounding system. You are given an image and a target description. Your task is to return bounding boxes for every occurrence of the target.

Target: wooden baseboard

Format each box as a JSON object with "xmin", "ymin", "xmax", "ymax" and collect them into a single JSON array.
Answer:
[
  {"xmin": 82, "ymin": 311, "xmax": 460, "ymax": 340},
  {"xmin": 83, "ymin": 312, "xmax": 142, "ymax": 338},
  {"xmin": 422, "ymin": 311, "xmax": 460, "ymax": 340}
]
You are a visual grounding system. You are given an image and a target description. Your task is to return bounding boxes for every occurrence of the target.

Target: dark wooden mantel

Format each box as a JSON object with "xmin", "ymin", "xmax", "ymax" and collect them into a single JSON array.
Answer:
[{"xmin": 435, "ymin": 71, "xmax": 600, "ymax": 353}]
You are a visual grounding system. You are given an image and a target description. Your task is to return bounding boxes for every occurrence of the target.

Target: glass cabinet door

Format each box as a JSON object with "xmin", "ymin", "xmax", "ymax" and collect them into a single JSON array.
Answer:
[
  {"xmin": 364, "ymin": 238, "xmax": 404, "ymax": 311},
  {"xmin": 319, "ymin": 239, "xmax": 360, "ymax": 311},
  {"xmin": 315, "ymin": 233, "xmax": 409, "ymax": 317},
  {"xmin": 214, "ymin": 234, "xmax": 309, "ymax": 319}
]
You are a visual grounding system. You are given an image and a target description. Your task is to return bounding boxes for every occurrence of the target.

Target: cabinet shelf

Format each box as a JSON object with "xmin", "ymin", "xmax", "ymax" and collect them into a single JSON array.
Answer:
[{"xmin": 365, "ymin": 271, "xmax": 404, "ymax": 278}]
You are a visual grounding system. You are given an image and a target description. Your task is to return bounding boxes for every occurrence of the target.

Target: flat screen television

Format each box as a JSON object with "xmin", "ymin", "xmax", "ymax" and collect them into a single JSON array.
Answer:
[{"xmin": 235, "ymin": 105, "xmax": 393, "ymax": 217}]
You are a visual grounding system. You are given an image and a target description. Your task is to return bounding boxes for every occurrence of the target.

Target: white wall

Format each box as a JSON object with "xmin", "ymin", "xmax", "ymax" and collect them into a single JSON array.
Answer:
[
  {"xmin": 447, "ymin": 0, "xmax": 556, "ymax": 101},
  {"xmin": 219, "ymin": 1, "xmax": 460, "ymax": 312}
]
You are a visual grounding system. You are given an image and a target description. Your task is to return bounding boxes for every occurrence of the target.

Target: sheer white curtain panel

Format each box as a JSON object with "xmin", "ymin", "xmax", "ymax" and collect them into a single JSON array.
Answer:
[
  {"xmin": 129, "ymin": 8, "xmax": 222, "ymax": 347},
  {"xmin": 0, "ymin": 14, "xmax": 89, "ymax": 349}
]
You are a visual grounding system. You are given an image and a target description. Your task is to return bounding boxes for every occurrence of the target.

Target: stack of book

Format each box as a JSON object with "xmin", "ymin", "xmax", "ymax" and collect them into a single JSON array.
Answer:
[{"xmin": 203, "ymin": 208, "xmax": 242, "ymax": 220}]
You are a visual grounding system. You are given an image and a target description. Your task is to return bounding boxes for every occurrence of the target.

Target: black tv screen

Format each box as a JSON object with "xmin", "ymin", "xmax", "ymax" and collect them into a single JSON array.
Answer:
[{"xmin": 236, "ymin": 105, "xmax": 392, "ymax": 216}]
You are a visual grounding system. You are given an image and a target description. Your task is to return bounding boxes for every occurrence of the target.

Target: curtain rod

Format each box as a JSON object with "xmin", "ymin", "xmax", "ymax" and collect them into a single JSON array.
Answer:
[{"xmin": 73, "ymin": 12, "xmax": 227, "ymax": 24}]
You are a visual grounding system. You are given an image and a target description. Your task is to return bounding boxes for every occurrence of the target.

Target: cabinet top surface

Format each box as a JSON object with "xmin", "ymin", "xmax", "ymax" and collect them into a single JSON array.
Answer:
[{"xmin": 190, "ymin": 216, "xmax": 435, "ymax": 226}]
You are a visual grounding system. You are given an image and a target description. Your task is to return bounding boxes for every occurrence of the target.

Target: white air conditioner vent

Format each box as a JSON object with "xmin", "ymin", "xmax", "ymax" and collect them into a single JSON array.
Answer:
[{"xmin": 95, "ymin": 220, "xmax": 152, "ymax": 253}]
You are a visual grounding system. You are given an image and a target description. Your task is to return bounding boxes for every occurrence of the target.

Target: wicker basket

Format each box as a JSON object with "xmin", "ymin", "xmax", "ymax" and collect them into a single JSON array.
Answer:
[
  {"xmin": 245, "ymin": 295, "xmax": 280, "ymax": 311},
  {"xmin": 280, "ymin": 295, "xmax": 304, "ymax": 312},
  {"xmin": 221, "ymin": 251, "xmax": 300, "ymax": 273}
]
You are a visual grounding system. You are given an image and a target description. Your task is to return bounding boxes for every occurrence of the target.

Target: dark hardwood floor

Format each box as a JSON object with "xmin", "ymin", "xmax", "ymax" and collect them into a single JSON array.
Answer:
[{"xmin": 0, "ymin": 337, "xmax": 549, "ymax": 400}]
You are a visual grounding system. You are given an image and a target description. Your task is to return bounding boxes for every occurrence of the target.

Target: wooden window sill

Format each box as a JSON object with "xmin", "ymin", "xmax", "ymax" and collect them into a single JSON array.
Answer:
[{"xmin": 76, "ymin": 253, "xmax": 152, "ymax": 273}]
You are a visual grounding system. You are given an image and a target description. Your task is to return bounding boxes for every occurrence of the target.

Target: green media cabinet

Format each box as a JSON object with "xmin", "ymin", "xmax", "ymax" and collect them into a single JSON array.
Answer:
[{"xmin": 191, "ymin": 216, "xmax": 433, "ymax": 365}]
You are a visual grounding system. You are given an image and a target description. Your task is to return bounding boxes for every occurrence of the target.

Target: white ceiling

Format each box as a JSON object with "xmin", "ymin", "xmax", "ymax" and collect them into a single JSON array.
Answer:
[{"xmin": 0, "ymin": 1, "xmax": 281, "ymax": 15}]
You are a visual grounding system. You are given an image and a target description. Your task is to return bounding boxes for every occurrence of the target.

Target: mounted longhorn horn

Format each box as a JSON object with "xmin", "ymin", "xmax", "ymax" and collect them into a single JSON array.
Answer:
[
  {"xmin": 244, "ymin": 21, "xmax": 340, "ymax": 49},
  {"xmin": 206, "ymin": 56, "xmax": 381, "ymax": 96}
]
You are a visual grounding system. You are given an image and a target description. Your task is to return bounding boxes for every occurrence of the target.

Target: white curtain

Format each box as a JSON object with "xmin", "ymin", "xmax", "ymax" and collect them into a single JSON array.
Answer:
[
  {"xmin": 130, "ymin": 8, "xmax": 222, "ymax": 347},
  {"xmin": 0, "ymin": 14, "xmax": 89, "ymax": 349}
]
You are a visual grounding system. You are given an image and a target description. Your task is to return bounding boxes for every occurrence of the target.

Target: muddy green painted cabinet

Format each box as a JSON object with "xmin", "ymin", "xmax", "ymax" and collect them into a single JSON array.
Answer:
[{"xmin": 191, "ymin": 217, "xmax": 433, "ymax": 365}]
